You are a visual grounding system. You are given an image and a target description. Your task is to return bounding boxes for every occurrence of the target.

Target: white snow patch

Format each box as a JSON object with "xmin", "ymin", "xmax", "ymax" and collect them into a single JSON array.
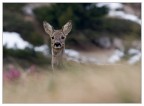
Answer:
[
  {"xmin": 65, "ymin": 49, "xmax": 99, "ymax": 64},
  {"xmin": 96, "ymin": 3, "xmax": 141, "ymax": 25},
  {"xmin": 108, "ymin": 49, "xmax": 124, "ymax": 63},
  {"xmin": 3, "ymin": 32, "xmax": 32, "ymax": 49},
  {"xmin": 128, "ymin": 48, "xmax": 140, "ymax": 55},
  {"xmin": 23, "ymin": 4, "xmax": 50, "ymax": 16},
  {"xmin": 108, "ymin": 55, "xmax": 121, "ymax": 64},
  {"xmin": 96, "ymin": 3, "xmax": 123, "ymax": 10},
  {"xmin": 127, "ymin": 48, "xmax": 141, "ymax": 64},
  {"xmin": 128, "ymin": 52, "xmax": 141, "ymax": 64},
  {"xmin": 65, "ymin": 49, "xmax": 80, "ymax": 58},
  {"xmin": 34, "ymin": 45, "xmax": 49, "ymax": 56},
  {"xmin": 65, "ymin": 49, "xmax": 80, "ymax": 63},
  {"xmin": 109, "ymin": 10, "xmax": 141, "ymax": 24}
]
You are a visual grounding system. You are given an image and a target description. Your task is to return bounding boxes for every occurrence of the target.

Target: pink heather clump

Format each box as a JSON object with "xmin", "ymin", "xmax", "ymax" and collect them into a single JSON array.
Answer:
[
  {"xmin": 3, "ymin": 65, "xmax": 21, "ymax": 81},
  {"xmin": 27, "ymin": 64, "xmax": 36, "ymax": 74}
]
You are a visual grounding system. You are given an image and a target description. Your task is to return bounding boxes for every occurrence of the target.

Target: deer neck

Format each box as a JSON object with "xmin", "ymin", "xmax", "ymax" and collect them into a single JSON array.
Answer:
[
  {"xmin": 51, "ymin": 47, "xmax": 65, "ymax": 69},
  {"xmin": 52, "ymin": 47, "xmax": 64, "ymax": 57}
]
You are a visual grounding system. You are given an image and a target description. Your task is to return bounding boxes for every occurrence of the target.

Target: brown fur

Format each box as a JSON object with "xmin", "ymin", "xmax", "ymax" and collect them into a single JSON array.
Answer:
[{"xmin": 43, "ymin": 20, "xmax": 72, "ymax": 70}]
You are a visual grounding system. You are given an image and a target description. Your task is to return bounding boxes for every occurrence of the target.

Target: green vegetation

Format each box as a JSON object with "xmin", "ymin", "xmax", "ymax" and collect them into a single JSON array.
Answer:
[
  {"xmin": 3, "ymin": 3, "xmax": 26, "ymax": 13},
  {"xmin": 3, "ymin": 3, "xmax": 141, "ymax": 61},
  {"xmin": 3, "ymin": 46, "xmax": 51, "ymax": 66},
  {"xmin": 3, "ymin": 3, "xmax": 141, "ymax": 48},
  {"xmin": 33, "ymin": 3, "xmax": 108, "ymax": 29},
  {"xmin": 34, "ymin": 3, "xmax": 141, "ymax": 48},
  {"xmin": 3, "ymin": 3, "xmax": 44, "ymax": 46}
]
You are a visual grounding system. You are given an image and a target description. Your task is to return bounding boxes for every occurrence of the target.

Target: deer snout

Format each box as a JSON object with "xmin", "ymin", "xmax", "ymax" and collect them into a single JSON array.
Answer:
[{"xmin": 54, "ymin": 42, "xmax": 62, "ymax": 48}]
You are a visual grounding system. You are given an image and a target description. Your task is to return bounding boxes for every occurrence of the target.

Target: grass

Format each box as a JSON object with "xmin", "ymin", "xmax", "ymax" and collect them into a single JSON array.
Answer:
[{"xmin": 3, "ymin": 62, "xmax": 141, "ymax": 103}]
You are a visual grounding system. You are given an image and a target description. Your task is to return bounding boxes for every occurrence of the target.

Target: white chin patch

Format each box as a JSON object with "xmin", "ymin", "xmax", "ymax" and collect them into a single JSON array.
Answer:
[{"xmin": 54, "ymin": 45, "xmax": 61, "ymax": 48}]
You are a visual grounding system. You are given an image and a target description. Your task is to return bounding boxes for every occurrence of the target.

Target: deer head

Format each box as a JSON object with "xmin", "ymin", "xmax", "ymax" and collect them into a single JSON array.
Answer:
[{"xmin": 43, "ymin": 20, "xmax": 72, "ymax": 49}]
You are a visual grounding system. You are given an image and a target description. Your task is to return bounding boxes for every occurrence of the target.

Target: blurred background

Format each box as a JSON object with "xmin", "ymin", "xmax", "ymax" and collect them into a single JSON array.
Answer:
[{"xmin": 3, "ymin": 3, "xmax": 141, "ymax": 103}]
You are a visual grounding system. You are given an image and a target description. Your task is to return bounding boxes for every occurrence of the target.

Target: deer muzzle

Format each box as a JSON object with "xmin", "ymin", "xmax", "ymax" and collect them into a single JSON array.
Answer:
[{"xmin": 54, "ymin": 42, "xmax": 62, "ymax": 48}]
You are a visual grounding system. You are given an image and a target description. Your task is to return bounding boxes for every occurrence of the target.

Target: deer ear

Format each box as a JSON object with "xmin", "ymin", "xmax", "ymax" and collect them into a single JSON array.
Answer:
[
  {"xmin": 43, "ymin": 21, "xmax": 53, "ymax": 36},
  {"xmin": 62, "ymin": 20, "xmax": 72, "ymax": 36}
]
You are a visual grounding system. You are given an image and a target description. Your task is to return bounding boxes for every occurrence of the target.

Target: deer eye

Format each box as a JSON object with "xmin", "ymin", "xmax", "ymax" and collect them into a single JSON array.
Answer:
[
  {"xmin": 61, "ymin": 36, "xmax": 65, "ymax": 39},
  {"xmin": 51, "ymin": 36, "xmax": 54, "ymax": 39}
]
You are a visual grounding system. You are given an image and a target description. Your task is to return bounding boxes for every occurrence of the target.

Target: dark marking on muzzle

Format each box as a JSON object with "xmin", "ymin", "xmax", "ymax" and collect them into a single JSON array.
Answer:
[{"xmin": 54, "ymin": 42, "xmax": 61, "ymax": 47}]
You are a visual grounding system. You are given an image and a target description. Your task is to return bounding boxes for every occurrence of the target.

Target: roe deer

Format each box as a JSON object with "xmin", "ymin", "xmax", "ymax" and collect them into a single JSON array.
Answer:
[{"xmin": 43, "ymin": 20, "xmax": 72, "ymax": 70}]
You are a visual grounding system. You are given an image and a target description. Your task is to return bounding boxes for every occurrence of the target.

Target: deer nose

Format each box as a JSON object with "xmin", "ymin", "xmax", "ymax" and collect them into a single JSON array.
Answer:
[{"xmin": 54, "ymin": 42, "xmax": 61, "ymax": 47}]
